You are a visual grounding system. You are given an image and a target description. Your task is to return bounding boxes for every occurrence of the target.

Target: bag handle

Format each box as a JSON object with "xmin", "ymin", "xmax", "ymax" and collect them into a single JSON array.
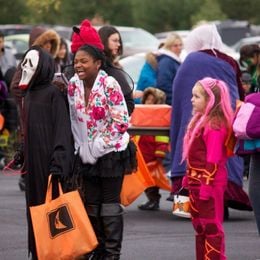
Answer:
[{"xmin": 45, "ymin": 175, "xmax": 63, "ymax": 203}]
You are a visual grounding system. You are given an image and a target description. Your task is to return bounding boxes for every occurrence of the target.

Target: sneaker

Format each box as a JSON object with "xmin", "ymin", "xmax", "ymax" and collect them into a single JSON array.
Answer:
[
  {"xmin": 138, "ymin": 200, "xmax": 159, "ymax": 211},
  {"xmin": 172, "ymin": 195, "xmax": 191, "ymax": 218}
]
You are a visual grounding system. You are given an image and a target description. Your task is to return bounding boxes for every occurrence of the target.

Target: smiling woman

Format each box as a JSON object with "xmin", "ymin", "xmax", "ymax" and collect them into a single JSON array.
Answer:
[{"xmin": 67, "ymin": 19, "xmax": 137, "ymax": 259}]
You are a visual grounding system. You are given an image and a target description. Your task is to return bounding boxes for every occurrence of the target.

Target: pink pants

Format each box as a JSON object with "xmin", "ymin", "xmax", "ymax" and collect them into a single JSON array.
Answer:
[{"xmin": 189, "ymin": 185, "xmax": 226, "ymax": 260}]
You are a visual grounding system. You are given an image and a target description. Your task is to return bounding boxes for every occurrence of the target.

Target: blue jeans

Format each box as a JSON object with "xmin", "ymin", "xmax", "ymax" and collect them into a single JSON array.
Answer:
[{"xmin": 249, "ymin": 153, "xmax": 260, "ymax": 235}]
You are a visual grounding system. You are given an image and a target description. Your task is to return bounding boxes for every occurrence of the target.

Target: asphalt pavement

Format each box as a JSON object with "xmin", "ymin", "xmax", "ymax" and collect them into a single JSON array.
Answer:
[{"xmin": 0, "ymin": 172, "xmax": 259, "ymax": 260}]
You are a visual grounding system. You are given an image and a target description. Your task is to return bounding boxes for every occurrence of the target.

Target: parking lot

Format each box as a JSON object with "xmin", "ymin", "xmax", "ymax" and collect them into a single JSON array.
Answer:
[{"xmin": 0, "ymin": 172, "xmax": 259, "ymax": 260}]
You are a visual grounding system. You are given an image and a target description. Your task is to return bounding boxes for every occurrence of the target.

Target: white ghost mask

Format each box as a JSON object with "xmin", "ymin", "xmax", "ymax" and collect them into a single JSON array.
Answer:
[{"xmin": 19, "ymin": 49, "xmax": 40, "ymax": 90}]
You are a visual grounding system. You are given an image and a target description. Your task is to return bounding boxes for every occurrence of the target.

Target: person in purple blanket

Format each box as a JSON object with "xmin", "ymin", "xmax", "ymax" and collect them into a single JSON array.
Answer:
[{"xmin": 170, "ymin": 23, "xmax": 252, "ymax": 218}]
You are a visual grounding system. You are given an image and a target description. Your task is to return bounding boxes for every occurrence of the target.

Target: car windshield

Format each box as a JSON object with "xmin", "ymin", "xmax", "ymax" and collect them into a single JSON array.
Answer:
[
  {"xmin": 119, "ymin": 29, "xmax": 159, "ymax": 48},
  {"xmin": 232, "ymin": 37, "xmax": 260, "ymax": 52},
  {"xmin": 4, "ymin": 34, "xmax": 29, "ymax": 61}
]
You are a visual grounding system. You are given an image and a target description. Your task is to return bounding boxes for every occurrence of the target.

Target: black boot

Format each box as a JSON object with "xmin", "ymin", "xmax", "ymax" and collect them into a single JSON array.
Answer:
[
  {"xmin": 138, "ymin": 200, "xmax": 159, "ymax": 210},
  {"xmin": 85, "ymin": 204, "xmax": 105, "ymax": 259},
  {"xmin": 101, "ymin": 203, "xmax": 124, "ymax": 260},
  {"xmin": 138, "ymin": 187, "xmax": 160, "ymax": 210}
]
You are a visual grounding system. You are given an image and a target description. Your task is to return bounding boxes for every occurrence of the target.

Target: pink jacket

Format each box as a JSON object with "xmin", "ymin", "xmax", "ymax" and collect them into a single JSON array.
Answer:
[{"xmin": 184, "ymin": 125, "xmax": 229, "ymax": 199}]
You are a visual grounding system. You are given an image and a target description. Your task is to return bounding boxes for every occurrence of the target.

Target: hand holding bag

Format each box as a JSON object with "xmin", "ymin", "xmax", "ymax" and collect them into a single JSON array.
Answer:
[{"xmin": 30, "ymin": 175, "xmax": 98, "ymax": 260}]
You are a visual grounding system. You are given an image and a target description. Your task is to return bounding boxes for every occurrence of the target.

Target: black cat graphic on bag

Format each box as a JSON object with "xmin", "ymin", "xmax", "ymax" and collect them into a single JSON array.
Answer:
[{"xmin": 47, "ymin": 204, "xmax": 75, "ymax": 238}]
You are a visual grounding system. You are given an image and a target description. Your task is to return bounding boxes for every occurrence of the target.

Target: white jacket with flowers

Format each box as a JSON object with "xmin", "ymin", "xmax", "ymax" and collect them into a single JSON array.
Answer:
[{"xmin": 67, "ymin": 69, "xmax": 130, "ymax": 164}]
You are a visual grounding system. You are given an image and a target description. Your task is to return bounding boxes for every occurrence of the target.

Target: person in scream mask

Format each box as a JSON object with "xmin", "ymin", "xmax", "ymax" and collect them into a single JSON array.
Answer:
[
  {"xmin": 10, "ymin": 26, "xmax": 60, "ymax": 191},
  {"xmin": 11, "ymin": 26, "xmax": 60, "ymax": 117},
  {"xmin": 19, "ymin": 45, "xmax": 72, "ymax": 260}
]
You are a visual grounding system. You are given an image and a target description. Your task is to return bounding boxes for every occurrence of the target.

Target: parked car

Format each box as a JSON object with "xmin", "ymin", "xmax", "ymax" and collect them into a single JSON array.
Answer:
[
  {"xmin": 232, "ymin": 36, "xmax": 260, "ymax": 52},
  {"xmin": 95, "ymin": 25, "xmax": 160, "ymax": 58},
  {"xmin": 5, "ymin": 33, "xmax": 72, "ymax": 64},
  {"xmin": 0, "ymin": 24, "xmax": 32, "ymax": 36},
  {"xmin": 215, "ymin": 20, "xmax": 251, "ymax": 46},
  {"xmin": 51, "ymin": 25, "xmax": 73, "ymax": 40},
  {"xmin": 4, "ymin": 34, "xmax": 29, "ymax": 62},
  {"xmin": 117, "ymin": 26, "xmax": 160, "ymax": 57},
  {"xmin": 120, "ymin": 52, "xmax": 146, "ymax": 89}
]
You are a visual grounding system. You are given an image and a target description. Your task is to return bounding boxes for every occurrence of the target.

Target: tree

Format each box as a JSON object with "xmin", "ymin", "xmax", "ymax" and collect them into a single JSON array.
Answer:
[
  {"xmin": 218, "ymin": 0, "xmax": 260, "ymax": 24},
  {"xmin": 191, "ymin": 0, "xmax": 227, "ymax": 26},
  {"xmin": 22, "ymin": 0, "xmax": 62, "ymax": 24},
  {"xmin": 57, "ymin": 0, "xmax": 133, "ymax": 26},
  {"xmin": 131, "ymin": 0, "xmax": 203, "ymax": 33},
  {"xmin": 0, "ymin": 0, "xmax": 26, "ymax": 24},
  {"xmin": 0, "ymin": 0, "xmax": 260, "ymax": 34}
]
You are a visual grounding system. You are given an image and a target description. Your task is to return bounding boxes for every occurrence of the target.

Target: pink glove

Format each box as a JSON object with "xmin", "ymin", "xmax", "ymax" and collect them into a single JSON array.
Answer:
[{"xmin": 199, "ymin": 184, "xmax": 213, "ymax": 200}]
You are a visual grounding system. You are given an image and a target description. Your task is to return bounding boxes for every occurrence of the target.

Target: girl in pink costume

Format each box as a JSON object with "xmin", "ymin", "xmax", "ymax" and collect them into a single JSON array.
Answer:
[{"xmin": 182, "ymin": 77, "xmax": 234, "ymax": 260}]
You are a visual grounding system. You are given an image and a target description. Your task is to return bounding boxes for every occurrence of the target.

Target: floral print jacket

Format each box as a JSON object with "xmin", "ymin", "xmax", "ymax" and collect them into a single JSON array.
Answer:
[{"xmin": 67, "ymin": 69, "xmax": 130, "ymax": 164}]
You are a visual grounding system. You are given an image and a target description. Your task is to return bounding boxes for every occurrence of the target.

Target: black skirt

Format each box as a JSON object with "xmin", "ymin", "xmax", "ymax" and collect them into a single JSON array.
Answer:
[{"xmin": 77, "ymin": 139, "xmax": 137, "ymax": 178}]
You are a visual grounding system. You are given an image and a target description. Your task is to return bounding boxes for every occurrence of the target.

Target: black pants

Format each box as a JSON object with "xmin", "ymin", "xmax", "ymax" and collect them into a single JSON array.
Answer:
[{"xmin": 83, "ymin": 176, "xmax": 124, "ymax": 205}]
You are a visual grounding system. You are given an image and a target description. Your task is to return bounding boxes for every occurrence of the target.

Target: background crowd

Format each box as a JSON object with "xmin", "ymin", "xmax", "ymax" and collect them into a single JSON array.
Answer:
[{"xmin": 0, "ymin": 15, "xmax": 259, "ymax": 260}]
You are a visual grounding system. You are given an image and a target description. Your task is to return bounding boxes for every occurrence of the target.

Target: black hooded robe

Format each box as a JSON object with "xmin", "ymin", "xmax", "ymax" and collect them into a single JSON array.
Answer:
[{"xmin": 22, "ymin": 46, "xmax": 72, "ymax": 259}]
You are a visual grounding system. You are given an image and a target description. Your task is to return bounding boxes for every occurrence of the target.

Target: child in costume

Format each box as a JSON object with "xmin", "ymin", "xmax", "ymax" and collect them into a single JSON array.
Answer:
[
  {"xmin": 182, "ymin": 77, "xmax": 234, "ymax": 260},
  {"xmin": 137, "ymin": 87, "xmax": 169, "ymax": 210}
]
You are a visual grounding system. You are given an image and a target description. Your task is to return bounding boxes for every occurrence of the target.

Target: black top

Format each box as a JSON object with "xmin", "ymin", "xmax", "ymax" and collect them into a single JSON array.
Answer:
[{"xmin": 105, "ymin": 65, "xmax": 135, "ymax": 115}]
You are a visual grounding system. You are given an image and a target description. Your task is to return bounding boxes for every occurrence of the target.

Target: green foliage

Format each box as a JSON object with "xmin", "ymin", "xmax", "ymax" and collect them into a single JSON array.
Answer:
[
  {"xmin": 93, "ymin": 0, "xmax": 134, "ymax": 25},
  {"xmin": 131, "ymin": 0, "xmax": 203, "ymax": 33},
  {"xmin": 218, "ymin": 0, "xmax": 260, "ymax": 24},
  {"xmin": 0, "ymin": 0, "xmax": 26, "ymax": 24},
  {"xmin": 22, "ymin": 0, "xmax": 62, "ymax": 24},
  {"xmin": 0, "ymin": 0, "xmax": 259, "ymax": 32},
  {"xmin": 191, "ymin": 0, "xmax": 227, "ymax": 26}
]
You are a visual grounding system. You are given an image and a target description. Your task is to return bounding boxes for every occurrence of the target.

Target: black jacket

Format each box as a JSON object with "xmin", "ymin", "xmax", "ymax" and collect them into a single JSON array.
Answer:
[{"xmin": 22, "ymin": 46, "xmax": 73, "ymax": 257}]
